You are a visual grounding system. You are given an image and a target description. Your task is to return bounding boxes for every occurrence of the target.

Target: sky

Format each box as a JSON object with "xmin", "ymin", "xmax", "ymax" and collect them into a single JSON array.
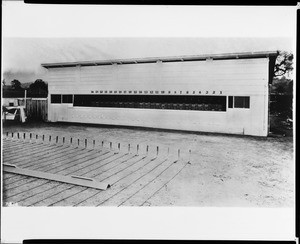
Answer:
[{"xmin": 1, "ymin": 3, "xmax": 297, "ymax": 83}]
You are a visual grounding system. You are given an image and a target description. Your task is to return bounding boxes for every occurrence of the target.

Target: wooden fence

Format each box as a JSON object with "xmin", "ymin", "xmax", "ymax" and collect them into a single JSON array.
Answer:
[{"xmin": 25, "ymin": 98, "xmax": 48, "ymax": 121}]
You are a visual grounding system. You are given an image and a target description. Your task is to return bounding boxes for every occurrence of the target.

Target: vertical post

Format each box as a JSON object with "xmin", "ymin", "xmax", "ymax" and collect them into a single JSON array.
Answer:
[
  {"xmin": 146, "ymin": 145, "xmax": 149, "ymax": 155},
  {"xmin": 137, "ymin": 144, "xmax": 139, "ymax": 155},
  {"xmin": 85, "ymin": 139, "xmax": 87, "ymax": 148},
  {"xmin": 93, "ymin": 140, "xmax": 95, "ymax": 148},
  {"xmin": 128, "ymin": 144, "xmax": 130, "ymax": 153},
  {"xmin": 118, "ymin": 143, "xmax": 120, "ymax": 151},
  {"xmin": 56, "ymin": 136, "xmax": 58, "ymax": 144},
  {"xmin": 36, "ymin": 134, "xmax": 38, "ymax": 140},
  {"xmin": 78, "ymin": 139, "xmax": 80, "ymax": 147},
  {"xmin": 30, "ymin": 133, "xmax": 32, "ymax": 140},
  {"xmin": 102, "ymin": 141, "xmax": 104, "ymax": 148},
  {"xmin": 110, "ymin": 142, "xmax": 112, "ymax": 150},
  {"xmin": 42, "ymin": 134, "xmax": 44, "ymax": 141},
  {"xmin": 70, "ymin": 137, "xmax": 73, "ymax": 144},
  {"xmin": 6, "ymin": 132, "xmax": 8, "ymax": 137},
  {"xmin": 49, "ymin": 135, "xmax": 51, "ymax": 142},
  {"xmin": 23, "ymin": 133, "xmax": 26, "ymax": 140},
  {"xmin": 63, "ymin": 137, "xmax": 65, "ymax": 144},
  {"xmin": 24, "ymin": 89, "xmax": 27, "ymax": 109},
  {"xmin": 156, "ymin": 146, "xmax": 159, "ymax": 157}
]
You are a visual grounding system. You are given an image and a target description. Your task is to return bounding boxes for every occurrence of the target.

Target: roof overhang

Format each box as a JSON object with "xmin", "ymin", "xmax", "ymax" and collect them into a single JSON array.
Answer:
[{"xmin": 41, "ymin": 51, "xmax": 279, "ymax": 69}]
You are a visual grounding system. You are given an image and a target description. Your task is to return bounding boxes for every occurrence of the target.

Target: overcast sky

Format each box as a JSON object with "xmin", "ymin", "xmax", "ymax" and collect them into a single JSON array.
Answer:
[{"xmin": 2, "ymin": 2, "xmax": 297, "ymax": 83}]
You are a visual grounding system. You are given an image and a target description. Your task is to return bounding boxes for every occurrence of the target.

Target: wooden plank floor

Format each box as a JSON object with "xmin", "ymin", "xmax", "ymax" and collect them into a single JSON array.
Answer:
[{"xmin": 2, "ymin": 135, "xmax": 189, "ymax": 206}]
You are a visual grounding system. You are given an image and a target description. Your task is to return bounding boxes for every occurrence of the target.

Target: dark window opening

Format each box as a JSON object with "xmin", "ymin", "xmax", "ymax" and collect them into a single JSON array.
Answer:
[
  {"xmin": 73, "ymin": 95, "xmax": 226, "ymax": 111},
  {"xmin": 228, "ymin": 96, "xmax": 233, "ymax": 108},
  {"xmin": 234, "ymin": 96, "xmax": 250, "ymax": 108},
  {"xmin": 51, "ymin": 94, "xmax": 61, "ymax": 103},
  {"xmin": 62, "ymin": 95, "xmax": 73, "ymax": 103}
]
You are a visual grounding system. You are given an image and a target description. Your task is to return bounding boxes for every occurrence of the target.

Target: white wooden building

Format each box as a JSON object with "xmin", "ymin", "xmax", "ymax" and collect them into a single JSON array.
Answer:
[{"xmin": 42, "ymin": 51, "xmax": 278, "ymax": 137}]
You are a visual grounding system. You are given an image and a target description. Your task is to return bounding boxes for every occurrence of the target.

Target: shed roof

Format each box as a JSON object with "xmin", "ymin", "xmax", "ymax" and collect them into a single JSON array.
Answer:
[{"xmin": 41, "ymin": 51, "xmax": 278, "ymax": 69}]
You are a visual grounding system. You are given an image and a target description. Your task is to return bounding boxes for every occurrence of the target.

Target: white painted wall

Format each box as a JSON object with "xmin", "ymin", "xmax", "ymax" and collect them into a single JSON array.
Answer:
[{"xmin": 46, "ymin": 58, "xmax": 270, "ymax": 136}]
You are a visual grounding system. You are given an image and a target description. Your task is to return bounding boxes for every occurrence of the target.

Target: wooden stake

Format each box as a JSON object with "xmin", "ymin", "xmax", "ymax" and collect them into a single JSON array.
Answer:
[
  {"xmin": 42, "ymin": 134, "xmax": 44, "ymax": 141},
  {"xmin": 110, "ymin": 142, "xmax": 112, "ymax": 149},
  {"xmin": 128, "ymin": 144, "xmax": 130, "ymax": 153},
  {"xmin": 137, "ymin": 144, "xmax": 139, "ymax": 155},
  {"xmin": 49, "ymin": 135, "xmax": 51, "ymax": 142},
  {"xmin": 156, "ymin": 146, "xmax": 159, "ymax": 156},
  {"xmin": 85, "ymin": 139, "xmax": 87, "ymax": 148},
  {"xmin": 30, "ymin": 133, "xmax": 32, "ymax": 139},
  {"xmin": 93, "ymin": 140, "xmax": 95, "ymax": 148},
  {"xmin": 63, "ymin": 137, "xmax": 65, "ymax": 144},
  {"xmin": 70, "ymin": 137, "xmax": 73, "ymax": 144},
  {"xmin": 56, "ymin": 136, "xmax": 58, "ymax": 143},
  {"xmin": 118, "ymin": 143, "xmax": 120, "ymax": 151},
  {"xmin": 102, "ymin": 141, "xmax": 104, "ymax": 147},
  {"xmin": 146, "ymin": 145, "xmax": 149, "ymax": 154},
  {"xmin": 23, "ymin": 133, "xmax": 26, "ymax": 139},
  {"xmin": 78, "ymin": 139, "xmax": 80, "ymax": 146},
  {"xmin": 36, "ymin": 134, "xmax": 38, "ymax": 140}
]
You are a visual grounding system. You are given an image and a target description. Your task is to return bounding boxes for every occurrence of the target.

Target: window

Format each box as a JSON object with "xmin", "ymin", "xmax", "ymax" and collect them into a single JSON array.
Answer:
[
  {"xmin": 234, "ymin": 96, "xmax": 250, "ymax": 108},
  {"xmin": 228, "ymin": 96, "xmax": 233, "ymax": 108},
  {"xmin": 73, "ymin": 95, "xmax": 227, "ymax": 111},
  {"xmin": 51, "ymin": 94, "xmax": 61, "ymax": 103},
  {"xmin": 228, "ymin": 96, "xmax": 250, "ymax": 109},
  {"xmin": 62, "ymin": 95, "xmax": 73, "ymax": 103}
]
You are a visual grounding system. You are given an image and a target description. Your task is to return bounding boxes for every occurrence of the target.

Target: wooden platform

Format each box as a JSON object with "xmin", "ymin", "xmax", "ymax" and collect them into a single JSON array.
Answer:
[{"xmin": 2, "ymin": 134, "xmax": 189, "ymax": 206}]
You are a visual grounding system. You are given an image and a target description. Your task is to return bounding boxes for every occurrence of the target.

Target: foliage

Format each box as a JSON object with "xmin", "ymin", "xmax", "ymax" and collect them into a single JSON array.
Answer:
[
  {"xmin": 28, "ymin": 79, "xmax": 48, "ymax": 96},
  {"xmin": 11, "ymin": 79, "xmax": 23, "ymax": 90},
  {"xmin": 271, "ymin": 76, "xmax": 293, "ymax": 95},
  {"xmin": 274, "ymin": 51, "xmax": 293, "ymax": 78}
]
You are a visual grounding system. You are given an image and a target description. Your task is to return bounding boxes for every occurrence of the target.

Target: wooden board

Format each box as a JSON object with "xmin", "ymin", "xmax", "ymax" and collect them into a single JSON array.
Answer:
[{"xmin": 3, "ymin": 164, "xmax": 110, "ymax": 190}]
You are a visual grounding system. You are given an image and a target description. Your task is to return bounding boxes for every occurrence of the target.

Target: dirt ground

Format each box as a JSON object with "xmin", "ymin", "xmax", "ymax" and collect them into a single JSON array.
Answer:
[{"xmin": 2, "ymin": 121, "xmax": 294, "ymax": 207}]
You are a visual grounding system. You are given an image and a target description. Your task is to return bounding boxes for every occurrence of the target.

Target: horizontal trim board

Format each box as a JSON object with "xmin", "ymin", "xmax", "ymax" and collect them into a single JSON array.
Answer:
[
  {"xmin": 42, "ymin": 51, "xmax": 278, "ymax": 69},
  {"xmin": 3, "ymin": 164, "xmax": 110, "ymax": 190}
]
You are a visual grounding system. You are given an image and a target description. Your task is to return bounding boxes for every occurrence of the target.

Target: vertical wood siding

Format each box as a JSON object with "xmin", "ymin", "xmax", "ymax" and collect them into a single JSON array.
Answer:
[{"xmin": 26, "ymin": 99, "xmax": 48, "ymax": 121}]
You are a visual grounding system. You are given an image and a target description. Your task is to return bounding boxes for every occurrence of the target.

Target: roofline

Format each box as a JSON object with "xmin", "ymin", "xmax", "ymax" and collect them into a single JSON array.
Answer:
[{"xmin": 41, "ymin": 51, "xmax": 279, "ymax": 69}]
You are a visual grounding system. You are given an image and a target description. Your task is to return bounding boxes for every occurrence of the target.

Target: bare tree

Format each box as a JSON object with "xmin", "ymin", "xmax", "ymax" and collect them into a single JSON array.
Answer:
[{"xmin": 274, "ymin": 51, "xmax": 293, "ymax": 78}]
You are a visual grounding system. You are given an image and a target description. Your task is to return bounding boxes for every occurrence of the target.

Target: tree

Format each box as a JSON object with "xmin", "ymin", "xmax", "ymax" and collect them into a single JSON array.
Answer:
[
  {"xmin": 28, "ymin": 79, "xmax": 48, "ymax": 96},
  {"xmin": 11, "ymin": 79, "xmax": 23, "ymax": 90},
  {"xmin": 276, "ymin": 85, "xmax": 285, "ymax": 95},
  {"xmin": 274, "ymin": 51, "xmax": 293, "ymax": 78}
]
